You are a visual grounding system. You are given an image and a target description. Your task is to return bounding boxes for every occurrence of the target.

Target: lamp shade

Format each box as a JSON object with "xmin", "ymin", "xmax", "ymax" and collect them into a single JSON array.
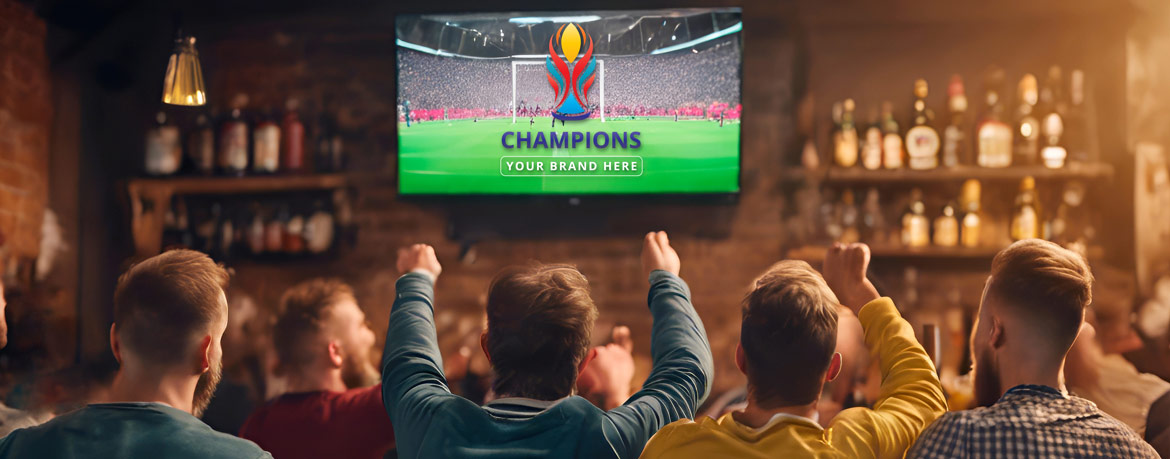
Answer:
[{"xmin": 161, "ymin": 36, "xmax": 206, "ymax": 106}]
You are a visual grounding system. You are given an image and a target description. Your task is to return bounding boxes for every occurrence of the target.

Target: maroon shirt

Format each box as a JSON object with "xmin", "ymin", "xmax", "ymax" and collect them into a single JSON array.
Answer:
[{"xmin": 240, "ymin": 384, "xmax": 394, "ymax": 459}]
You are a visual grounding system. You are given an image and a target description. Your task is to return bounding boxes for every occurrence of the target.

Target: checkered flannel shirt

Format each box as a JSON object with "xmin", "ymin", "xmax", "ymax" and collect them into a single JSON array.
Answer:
[{"xmin": 907, "ymin": 385, "xmax": 1159, "ymax": 459}]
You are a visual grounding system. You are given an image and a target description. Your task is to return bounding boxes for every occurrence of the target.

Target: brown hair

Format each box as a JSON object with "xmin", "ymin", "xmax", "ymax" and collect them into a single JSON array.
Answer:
[
  {"xmin": 987, "ymin": 239, "xmax": 1093, "ymax": 355},
  {"xmin": 740, "ymin": 260, "xmax": 839, "ymax": 407},
  {"xmin": 113, "ymin": 249, "xmax": 229, "ymax": 367},
  {"xmin": 486, "ymin": 264, "xmax": 598, "ymax": 400},
  {"xmin": 274, "ymin": 278, "xmax": 356, "ymax": 372}
]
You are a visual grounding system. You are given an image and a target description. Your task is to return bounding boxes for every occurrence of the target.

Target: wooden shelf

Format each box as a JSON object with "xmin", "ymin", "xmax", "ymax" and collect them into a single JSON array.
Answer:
[
  {"xmin": 126, "ymin": 173, "xmax": 347, "ymax": 196},
  {"xmin": 783, "ymin": 162, "xmax": 1114, "ymax": 185},
  {"xmin": 125, "ymin": 174, "xmax": 350, "ymax": 258},
  {"xmin": 786, "ymin": 244, "xmax": 1104, "ymax": 263}
]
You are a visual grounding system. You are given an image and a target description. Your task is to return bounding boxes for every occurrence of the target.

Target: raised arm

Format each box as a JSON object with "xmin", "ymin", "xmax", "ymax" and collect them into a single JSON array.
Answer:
[
  {"xmin": 823, "ymin": 243, "xmax": 947, "ymax": 458},
  {"xmin": 606, "ymin": 232, "xmax": 714, "ymax": 458},
  {"xmin": 381, "ymin": 245, "xmax": 449, "ymax": 436}
]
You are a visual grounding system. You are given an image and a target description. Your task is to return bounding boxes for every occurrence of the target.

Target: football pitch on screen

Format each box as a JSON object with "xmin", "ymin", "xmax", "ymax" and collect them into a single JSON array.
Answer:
[{"xmin": 398, "ymin": 117, "xmax": 740, "ymax": 194}]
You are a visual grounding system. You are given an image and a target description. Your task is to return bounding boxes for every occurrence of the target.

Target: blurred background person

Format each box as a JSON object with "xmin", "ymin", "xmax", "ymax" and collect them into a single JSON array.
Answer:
[
  {"xmin": 239, "ymin": 278, "xmax": 393, "ymax": 459},
  {"xmin": 202, "ymin": 288, "xmax": 278, "ymax": 435}
]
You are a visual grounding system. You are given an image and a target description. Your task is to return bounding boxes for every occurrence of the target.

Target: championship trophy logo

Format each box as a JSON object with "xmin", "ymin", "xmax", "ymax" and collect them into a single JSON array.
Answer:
[{"xmin": 546, "ymin": 23, "xmax": 597, "ymax": 121}]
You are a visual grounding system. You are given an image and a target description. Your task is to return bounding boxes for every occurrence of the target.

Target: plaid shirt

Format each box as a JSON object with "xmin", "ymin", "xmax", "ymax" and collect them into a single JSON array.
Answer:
[{"xmin": 908, "ymin": 385, "xmax": 1159, "ymax": 458}]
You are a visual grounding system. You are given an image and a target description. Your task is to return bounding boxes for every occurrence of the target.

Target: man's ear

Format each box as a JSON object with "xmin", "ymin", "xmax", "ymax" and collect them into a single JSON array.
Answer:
[
  {"xmin": 197, "ymin": 334, "xmax": 212, "ymax": 374},
  {"xmin": 327, "ymin": 340, "xmax": 344, "ymax": 368},
  {"xmin": 990, "ymin": 316, "xmax": 1006, "ymax": 350},
  {"xmin": 479, "ymin": 331, "xmax": 492, "ymax": 365},
  {"xmin": 110, "ymin": 323, "xmax": 122, "ymax": 365},
  {"xmin": 577, "ymin": 347, "xmax": 598, "ymax": 376},
  {"xmin": 735, "ymin": 342, "xmax": 747, "ymax": 376},
  {"xmin": 825, "ymin": 352, "xmax": 843, "ymax": 382}
]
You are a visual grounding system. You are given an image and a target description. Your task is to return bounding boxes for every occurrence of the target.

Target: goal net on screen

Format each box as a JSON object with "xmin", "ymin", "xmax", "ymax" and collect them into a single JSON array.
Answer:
[{"xmin": 512, "ymin": 60, "xmax": 605, "ymax": 123}]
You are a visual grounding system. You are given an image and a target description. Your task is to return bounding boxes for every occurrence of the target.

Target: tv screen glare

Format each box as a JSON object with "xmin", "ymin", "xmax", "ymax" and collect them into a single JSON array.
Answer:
[{"xmin": 395, "ymin": 8, "xmax": 743, "ymax": 195}]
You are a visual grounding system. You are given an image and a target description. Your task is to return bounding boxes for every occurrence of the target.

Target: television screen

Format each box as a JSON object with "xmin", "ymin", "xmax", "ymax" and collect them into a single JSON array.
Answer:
[{"xmin": 395, "ymin": 8, "xmax": 742, "ymax": 195}]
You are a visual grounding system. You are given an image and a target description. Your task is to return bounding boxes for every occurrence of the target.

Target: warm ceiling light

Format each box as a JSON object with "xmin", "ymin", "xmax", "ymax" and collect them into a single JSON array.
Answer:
[{"xmin": 161, "ymin": 35, "xmax": 206, "ymax": 106}]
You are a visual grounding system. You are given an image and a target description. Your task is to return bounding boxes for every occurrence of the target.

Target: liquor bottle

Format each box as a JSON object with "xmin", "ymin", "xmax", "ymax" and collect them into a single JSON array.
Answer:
[
  {"xmin": 187, "ymin": 113, "xmax": 216, "ymax": 175},
  {"xmin": 822, "ymin": 188, "xmax": 842, "ymax": 243},
  {"xmin": 906, "ymin": 79, "xmax": 940, "ymax": 170},
  {"xmin": 1065, "ymin": 69, "xmax": 1091, "ymax": 163},
  {"xmin": 219, "ymin": 210, "xmax": 235, "ymax": 260},
  {"xmin": 304, "ymin": 199, "xmax": 335, "ymax": 254},
  {"xmin": 960, "ymin": 179, "xmax": 982, "ymax": 248},
  {"xmin": 247, "ymin": 202, "xmax": 266, "ymax": 254},
  {"xmin": 1013, "ymin": 74, "xmax": 1041, "ymax": 165},
  {"xmin": 840, "ymin": 189, "xmax": 860, "ymax": 243},
  {"xmin": 881, "ymin": 101, "xmax": 904, "ymax": 169},
  {"xmin": 861, "ymin": 187, "xmax": 886, "ymax": 244},
  {"xmin": 861, "ymin": 107, "xmax": 883, "ymax": 170},
  {"xmin": 219, "ymin": 94, "xmax": 250, "ymax": 176},
  {"xmin": 252, "ymin": 109, "xmax": 280, "ymax": 174},
  {"xmin": 942, "ymin": 75, "xmax": 967, "ymax": 168},
  {"xmin": 902, "ymin": 188, "xmax": 930, "ymax": 247},
  {"xmin": 834, "ymin": 99, "xmax": 859, "ymax": 168},
  {"xmin": 315, "ymin": 110, "xmax": 345, "ymax": 172},
  {"xmin": 282, "ymin": 98, "xmax": 306, "ymax": 173},
  {"xmin": 1010, "ymin": 176, "xmax": 1042, "ymax": 241},
  {"xmin": 1039, "ymin": 67, "xmax": 1067, "ymax": 169},
  {"xmin": 976, "ymin": 67, "xmax": 1013, "ymax": 168},
  {"xmin": 145, "ymin": 111, "xmax": 182, "ymax": 176},
  {"xmin": 265, "ymin": 204, "xmax": 286, "ymax": 253},
  {"xmin": 284, "ymin": 207, "xmax": 306, "ymax": 254},
  {"xmin": 162, "ymin": 197, "xmax": 191, "ymax": 249},
  {"xmin": 933, "ymin": 203, "xmax": 959, "ymax": 247}
]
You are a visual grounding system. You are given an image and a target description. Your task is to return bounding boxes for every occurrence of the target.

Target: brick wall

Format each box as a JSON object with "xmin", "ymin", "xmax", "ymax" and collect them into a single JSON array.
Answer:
[{"xmin": 0, "ymin": 0, "xmax": 49, "ymax": 260}]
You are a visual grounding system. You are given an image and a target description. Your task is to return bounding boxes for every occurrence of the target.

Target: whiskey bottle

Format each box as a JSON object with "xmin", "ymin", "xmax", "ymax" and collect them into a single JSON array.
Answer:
[
  {"xmin": 881, "ymin": 101, "xmax": 904, "ymax": 169},
  {"xmin": 144, "ymin": 111, "xmax": 182, "ymax": 176},
  {"xmin": 282, "ymin": 98, "xmax": 306, "ymax": 173},
  {"xmin": 976, "ymin": 67, "xmax": 1013, "ymax": 168},
  {"xmin": 861, "ymin": 187, "xmax": 886, "ymax": 244},
  {"xmin": 902, "ymin": 188, "xmax": 930, "ymax": 247},
  {"xmin": 959, "ymin": 179, "xmax": 982, "ymax": 248},
  {"xmin": 1039, "ymin": 67, "xmax": 1067, "ymax": 168},
  {"xmin": 1011, "ymin": 176, "xmax": 1042, "ymax": 241},
  {"xmin": 187, "ymin": 113, "xmax": 216, "ymax": 175},
  {"xmin": 906, "ymin": 79, "xmax": 940, "ymax": 170},
  {"xmin": 1065, "ymin": 69, "xmax": 1091, "ymax": 162},
  {"xmin": 861, "ymin": 107, "xmax": 883, "ymax": 170},
  {"xmin": 933, "ymin": 203, "xmax": 959, "ymax": 247},
  {"xmin": 942, "ymin": 75, "xmax": 967, "ymax": 168},
  {"xmin": 252, "ymin": 108, "xmax": 281, "ymax": 174},
  {"xmin": 1013, "ymin": 74, "xmax": 1041, "ymax": 165},
  {"xmin": 840, "ymin": 189, "xmax": 860, "ymax": 243},
  {"xmin": 834, "ymin": 99, "xmax": 860, "ymax": 167}
]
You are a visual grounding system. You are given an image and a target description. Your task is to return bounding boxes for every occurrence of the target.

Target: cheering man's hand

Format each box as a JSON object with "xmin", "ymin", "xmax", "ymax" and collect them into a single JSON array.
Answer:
[
  {"xmin": 397, "ymin": 244, "xmax": 442, "ymax": 280},
  {"xmin": 822, "ymin": 242, "xmax": 880, "ymax": 312},
  {"xmin": 641, "ymin": 231, "xmax": 680, "ymax": 279}
]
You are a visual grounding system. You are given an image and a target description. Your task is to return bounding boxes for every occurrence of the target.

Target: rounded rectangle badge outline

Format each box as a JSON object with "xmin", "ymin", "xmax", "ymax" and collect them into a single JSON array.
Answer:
[{"xmin": 499, "ymin": 155, "xmax": 645, "ymax": 177}]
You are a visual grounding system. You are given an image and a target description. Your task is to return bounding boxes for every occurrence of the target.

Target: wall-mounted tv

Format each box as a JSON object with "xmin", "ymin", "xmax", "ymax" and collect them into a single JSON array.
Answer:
[{"xmin": 396, "ymin": 8, "xmax": 742, "ymax": 195}]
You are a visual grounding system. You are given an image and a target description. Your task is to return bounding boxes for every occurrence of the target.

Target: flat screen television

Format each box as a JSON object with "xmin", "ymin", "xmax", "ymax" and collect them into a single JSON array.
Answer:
[{"xmin": 395, "ymin": 8, "xmax": 743, "ymax": 195}]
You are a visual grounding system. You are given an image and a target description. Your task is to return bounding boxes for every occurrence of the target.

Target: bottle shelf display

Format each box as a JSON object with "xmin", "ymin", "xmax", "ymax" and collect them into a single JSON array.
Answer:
[{"xmin": 805, "ymin": 66, "xmax": 1102, "ymax": 181}]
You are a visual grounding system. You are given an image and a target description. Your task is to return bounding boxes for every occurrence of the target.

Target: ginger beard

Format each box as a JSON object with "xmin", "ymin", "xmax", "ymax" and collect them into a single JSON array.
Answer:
[
  {"xmin": 193, "ymin": 353, "xmax": 223, "ymax": 417},
  {"xmin": 340, "ymin": 342, "xmax": 379, "ymax": 389},
  {"xmin": 972, "ymin": 343, "xmax": 1002, "ymax": 408}
]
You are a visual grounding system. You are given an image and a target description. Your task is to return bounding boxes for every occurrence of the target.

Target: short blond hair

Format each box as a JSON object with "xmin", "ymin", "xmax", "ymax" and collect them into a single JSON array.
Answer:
[
  {"xmin": 741, "ymin": 260, "xmax": 840, "ymax": 407},
  {"xmin": 988, "ymin": 239, "xmax": 1093, "ymax": 354},
  {"xmin": 274, "ymin": 278, "xmax": 356, "ymax": 371}
]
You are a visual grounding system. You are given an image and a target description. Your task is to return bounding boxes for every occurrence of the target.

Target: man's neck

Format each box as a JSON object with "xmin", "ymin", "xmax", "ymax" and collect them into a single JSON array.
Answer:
[
  {"xmin": 285, "ymin": 367, "xmax": 347, "ymax": 394},
  {"xmin": 998, "ymin": 357, "xmax": 1067, "ymax": 395},
  {"xmin": 732, "ymin": 399, "xmax": 818, "ymax": 429},
  {"xmin": 105, "ymin": 369, "xmax": 198, "ymax": 415}
]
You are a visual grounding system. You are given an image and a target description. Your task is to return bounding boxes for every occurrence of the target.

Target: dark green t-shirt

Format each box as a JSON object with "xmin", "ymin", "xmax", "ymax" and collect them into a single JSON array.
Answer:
[{"xmin": 0, "ymin": 402, "xmax": 271, "ymax": 459}]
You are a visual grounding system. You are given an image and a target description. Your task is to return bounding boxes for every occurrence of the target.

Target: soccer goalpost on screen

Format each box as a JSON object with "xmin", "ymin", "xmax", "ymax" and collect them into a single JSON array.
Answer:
[{"xmin": 512, "ymin": 60, "xmax": 605, "ymax": 124}]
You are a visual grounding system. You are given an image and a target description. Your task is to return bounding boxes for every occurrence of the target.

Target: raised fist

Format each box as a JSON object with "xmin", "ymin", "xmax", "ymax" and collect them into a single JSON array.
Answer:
[
  {"xmin": 397, "ymin": 244, "xmax": 442, "ymax": 280},
  {"xmin": 641, "ymin": 231, "xmax": 680, "ymax": 278}
]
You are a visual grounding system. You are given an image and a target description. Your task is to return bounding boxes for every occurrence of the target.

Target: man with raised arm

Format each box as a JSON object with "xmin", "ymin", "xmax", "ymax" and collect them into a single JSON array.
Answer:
[
  {"xmin": 382, "ymin": 232, "xmax": 713, "ymax": 458},
  {"xmin": 641, "ymin": 242, "xmax": 946, "ymax": 458}
]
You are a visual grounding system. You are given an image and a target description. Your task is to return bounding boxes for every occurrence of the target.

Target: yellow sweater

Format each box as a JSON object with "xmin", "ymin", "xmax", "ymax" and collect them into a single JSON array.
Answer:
[{"xmin": 640, "ymin": 297, "xmax": 946, "ymax": 459}]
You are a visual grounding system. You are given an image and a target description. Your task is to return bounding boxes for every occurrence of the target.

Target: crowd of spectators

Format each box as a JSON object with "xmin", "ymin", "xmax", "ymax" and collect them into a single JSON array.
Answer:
[{"xmin": 396, "ymin": 39, "xmax": 741, "ymax": 122}]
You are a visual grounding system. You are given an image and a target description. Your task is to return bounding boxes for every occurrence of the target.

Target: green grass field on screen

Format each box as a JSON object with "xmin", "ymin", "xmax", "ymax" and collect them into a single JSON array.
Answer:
[{"xmin": 398, "ymin": 117, "xmax": 740, "ymax": 194}]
